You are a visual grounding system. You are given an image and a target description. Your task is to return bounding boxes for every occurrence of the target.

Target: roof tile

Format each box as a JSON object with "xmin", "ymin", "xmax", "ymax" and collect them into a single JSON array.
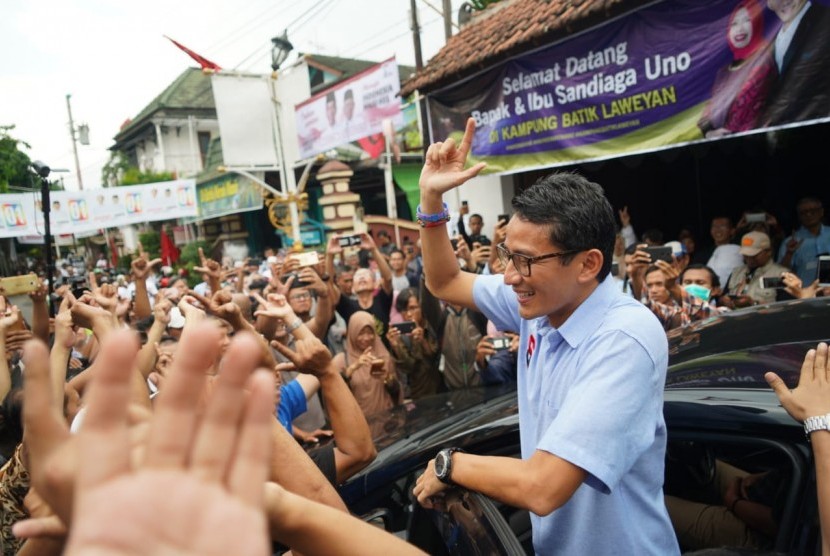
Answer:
[{"xmin": 402, "ymin": 0, "xmax": 652, "ymax": 96}]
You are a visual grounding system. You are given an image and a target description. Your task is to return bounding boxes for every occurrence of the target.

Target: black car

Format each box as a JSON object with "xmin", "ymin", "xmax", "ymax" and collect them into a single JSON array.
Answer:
[{"xmin": 339, "ymin": 297, "xmax": 830, "ymax": 555}]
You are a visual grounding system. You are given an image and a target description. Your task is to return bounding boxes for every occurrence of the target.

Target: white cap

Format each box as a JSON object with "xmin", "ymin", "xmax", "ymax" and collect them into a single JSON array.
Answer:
[{"xmin": 168, "ymin": 306, "xmax": 186, "ymax": 329}]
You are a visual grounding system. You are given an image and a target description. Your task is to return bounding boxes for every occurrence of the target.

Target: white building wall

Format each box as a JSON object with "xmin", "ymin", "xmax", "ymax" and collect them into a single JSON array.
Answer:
[{"xmin": 447, "ymin": 173, "xmax": 516, "ymax": 237}]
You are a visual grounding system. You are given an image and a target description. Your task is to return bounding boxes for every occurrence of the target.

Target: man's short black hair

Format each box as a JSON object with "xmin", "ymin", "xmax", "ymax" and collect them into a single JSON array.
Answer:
[
  {"xmin": 511, "ymin": 171, "xmax": 616, "ymax": 281},
  {"xmin": 641, "ymin": 228, "xmax": 664, "ymax": 245},
  {"xmin": 680, "ymin": 263, "xmax": 720, "ymax": 289}
]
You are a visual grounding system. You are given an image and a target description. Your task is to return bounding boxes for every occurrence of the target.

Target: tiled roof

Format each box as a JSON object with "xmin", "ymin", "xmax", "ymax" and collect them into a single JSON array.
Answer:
[
  {"xmin": 401, "ymin": 0, "xmax": 652, "ymax": 96},
  {"xmin": 112, "ymin": 68, "xmax": 216, "ymax": 145}
]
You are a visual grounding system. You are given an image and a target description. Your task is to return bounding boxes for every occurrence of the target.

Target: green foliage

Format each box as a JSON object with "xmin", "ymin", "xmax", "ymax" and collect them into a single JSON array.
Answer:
[
  {"xmin": 101, "ymin": 150, "xmax": 176, "ymax": 186},
  {"xmin": 0, "ymin": 125, "xmax": 35, "ymax": 192},
  {"xmin": 179, "ymin": 240, "xmax": 210, "ymax": 287},
  {"xmin": 138, "ymin": 230, "xmax": 160, "ymax": 260}
]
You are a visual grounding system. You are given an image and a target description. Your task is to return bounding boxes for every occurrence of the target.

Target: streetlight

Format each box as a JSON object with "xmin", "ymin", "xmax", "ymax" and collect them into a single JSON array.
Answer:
[
  {"xmin": 268, "ymin": 30, "xmax": 303, "ymax": 248},
  {"xmin": 271, "ymin": 30, "xmax": 293, "ymax": 72},
  {"xmin": 31, "ymin": 161, "xmax": 56, "ymax": 313}
]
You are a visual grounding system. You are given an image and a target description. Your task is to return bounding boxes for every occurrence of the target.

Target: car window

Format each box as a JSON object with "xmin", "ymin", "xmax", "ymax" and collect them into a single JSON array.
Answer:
[
  {"xmin": 667, "ymin": 341, "xmax": 822, "ymax": 389},
  {"xmin": 664, "ymin": 433, "xmax": 819, "ymax": 554}
]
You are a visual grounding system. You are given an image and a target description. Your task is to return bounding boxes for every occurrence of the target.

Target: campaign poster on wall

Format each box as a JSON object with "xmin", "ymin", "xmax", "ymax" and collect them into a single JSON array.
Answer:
[
  {"xmin": 427, "ymin": 0, "xmax": 830, "ymax": 174},
  {"xmin": 295, "ymin": 57, "xmax": 404, "ymax": 159}
]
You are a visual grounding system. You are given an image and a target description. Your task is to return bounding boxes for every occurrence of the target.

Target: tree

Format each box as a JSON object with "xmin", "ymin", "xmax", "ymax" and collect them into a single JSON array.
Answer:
[
  {"xmin": 0, "ymin": 125, "xmax": 35, "ymax": 192},
  {"xmin": 101, "ymin": 151, "xmax": 176, "ymax": 186}
]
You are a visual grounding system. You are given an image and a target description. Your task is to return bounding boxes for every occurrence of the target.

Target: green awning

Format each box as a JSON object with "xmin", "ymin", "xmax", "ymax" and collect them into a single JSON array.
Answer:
[{"xmin": 392, "ymin": 163, "xmax": 422, "ymax": 217}]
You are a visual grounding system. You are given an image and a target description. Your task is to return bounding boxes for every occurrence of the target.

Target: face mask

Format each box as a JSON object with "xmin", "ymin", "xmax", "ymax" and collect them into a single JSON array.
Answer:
[{"xmin": 684, "ymin": 284, "xmax": 711, "ymax": 302}]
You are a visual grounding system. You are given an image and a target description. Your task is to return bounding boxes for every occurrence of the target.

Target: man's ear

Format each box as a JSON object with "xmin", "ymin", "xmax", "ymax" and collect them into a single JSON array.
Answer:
[{"xmin": 577, "ymin": 249, "xmax": 604, "ymax": 284}]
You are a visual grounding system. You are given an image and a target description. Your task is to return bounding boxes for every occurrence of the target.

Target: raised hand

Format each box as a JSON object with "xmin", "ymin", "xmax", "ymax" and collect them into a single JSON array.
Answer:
[
  {"xmin": 61, "ymin": 325, "xmax": 274, "ymax": 556},
  {"xmin": 271, "ymin": 336, "xmax": 333, "ymax": 378},
  {"xmin": 766, "ymin": 342, "xmax": 830, "ymax": 423},
  {"xmin": 131, "ymin": 242, "xmax": 162, "ymax": 281},
  {"xmin": 419, "ymin": 117, "xmax": 487, "ymax": 196},
  {"xmin": 194, "ymin": 247, "xmax": 223, "ymax": 282}
]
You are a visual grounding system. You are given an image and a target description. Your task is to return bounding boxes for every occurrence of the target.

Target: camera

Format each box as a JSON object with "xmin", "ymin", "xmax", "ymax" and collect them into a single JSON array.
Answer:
[
  {"xmin": 760, "ymin": 276, "xmax": 784, "ymax": 289},
  {"xmin": 391, "ymin": 321, "xmax": 416, "ymax": 334},
  {"xmin": 338, "ymin": 235, "xmax": 362, "ymax": 248},
  {"xmin": 490, "ymin": 337, "xmax": 510, "ymax": 350},
  {"xmin": 644, "ymin": 246, "xmax": 673, "ymax": 263},
  {"xmin": 818, "ymin": 255, "xmax": 830, "ymax": 287}
]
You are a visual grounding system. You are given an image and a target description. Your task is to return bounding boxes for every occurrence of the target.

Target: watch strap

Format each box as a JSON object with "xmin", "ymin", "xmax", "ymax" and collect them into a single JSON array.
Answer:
[{"xmin": 804, "ymin": 413, "xmax": 830, "ymax": 440}]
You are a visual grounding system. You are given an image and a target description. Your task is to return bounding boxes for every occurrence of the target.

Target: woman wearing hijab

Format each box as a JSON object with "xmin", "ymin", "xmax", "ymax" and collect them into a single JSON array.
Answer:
[
  {"xmin": 698, "ymin": 0, "xmax": 775, "ymax": 138},
  {"xmin": 332, "ymin": 311, "xmax": 400, "ymax": 419}
]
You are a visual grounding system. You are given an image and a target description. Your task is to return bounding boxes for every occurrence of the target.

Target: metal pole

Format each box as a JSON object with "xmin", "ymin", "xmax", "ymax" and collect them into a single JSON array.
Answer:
[
  {"xmin": 410, "ymin": 0, "xmax": 424, "ymax": 70},
  {"xmin": 65, "ymin": 94, "xmax": 84, "ymax": 190},
  {"xmin": 269, "ymin": 77, "xmax": 302, "ymax": 247},
  {"xmin": 443, "ymin": 0, "xmax": 453, "ymax": 41},
  {"xmin": 41, "ymin": 177, "xmax": 55, "ymax": 315}
]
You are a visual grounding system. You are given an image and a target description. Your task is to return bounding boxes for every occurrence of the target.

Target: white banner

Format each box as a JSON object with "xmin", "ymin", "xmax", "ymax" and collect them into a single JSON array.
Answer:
[
  {"xmin": 0, "ymin": 179, "xmax": 198, "ymax": 239},
  {"xmin": 295, "ymin": 57, "xmax": 403, "ymax": 159}
]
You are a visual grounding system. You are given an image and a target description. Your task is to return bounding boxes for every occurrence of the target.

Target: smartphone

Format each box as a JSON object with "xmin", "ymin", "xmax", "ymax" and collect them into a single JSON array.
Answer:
[
  {"xmin": 611, "ymin": 262, "xmax": 620, "ymax": 276},
  {"xmin": 281, "ymin": 272, "xmax": 310, "ymax": 288},
  {"xmin": 645, "ymin": 246, "xmax": 673, "ymax": 263},
  {"xmin": 745, "ymin": 212, "xmax": 766, "ymax": 223},
  {"xmin": 490, "ymin": 337, "xmax": 510, "ymax": 350},
  {"xmin": 498, "ymin": 214, "xmax": 510, "ymax": 224},
  {"xmin": 338, "ymin": 235, "xmax": 362, "ymax": 248},
  {"xmin": 370, "ymin": 358, "xmax": 386, "ymax": 375},
  {"xmin": 818, "ymin": 255, "xmax": 830, "ymax": 287},
  {"xmin": 760, "ymin": 276, "xmax": 784, "ymax": 289},
  {"xmin": 291, "ymin": 251, "xmax": 320, "ymax": 267},
  {"xmin": 392, "ymin": 321, "xmax": 416, "ymax": 334},
  {"xmin": 450, "ymin": 238, "xmax": 459, "ymax": 250},
  {"xmin": 0, "ymin": 273, "xmax": 39, "ymax": 296},
  {"xmin": 461, "ymin": 200, "xmax": 469, "ymax": 207}
]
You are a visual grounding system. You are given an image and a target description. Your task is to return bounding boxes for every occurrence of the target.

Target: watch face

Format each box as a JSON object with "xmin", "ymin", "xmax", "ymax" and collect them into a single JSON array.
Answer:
[{"xmin": 434, "ymin": 451, "xmax": 449, "ymax": 479}]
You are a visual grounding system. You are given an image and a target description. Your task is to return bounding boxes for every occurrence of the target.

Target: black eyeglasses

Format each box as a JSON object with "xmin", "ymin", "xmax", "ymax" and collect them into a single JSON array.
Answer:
[{"xmin": 496, "ymin": 243, "xmax": 577, "ymax": 277}]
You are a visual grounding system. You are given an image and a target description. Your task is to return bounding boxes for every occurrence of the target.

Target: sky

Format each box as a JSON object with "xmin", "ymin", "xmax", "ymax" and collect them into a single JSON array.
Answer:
[{"xmin": 0, "ymin": 0, "xmax": 462, "ymax": 191}]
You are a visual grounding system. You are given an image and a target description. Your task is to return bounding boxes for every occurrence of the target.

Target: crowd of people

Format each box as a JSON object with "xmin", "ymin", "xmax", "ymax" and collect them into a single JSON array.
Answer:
[{"xmin": 0, "ymin": 116, "xmax": 827, "ymax": 554}]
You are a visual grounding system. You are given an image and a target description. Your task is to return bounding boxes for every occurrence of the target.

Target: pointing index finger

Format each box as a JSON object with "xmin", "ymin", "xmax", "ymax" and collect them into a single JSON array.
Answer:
[{"xmin": 457, "ymin": 117, "xmax": 477, "ymax": 159}]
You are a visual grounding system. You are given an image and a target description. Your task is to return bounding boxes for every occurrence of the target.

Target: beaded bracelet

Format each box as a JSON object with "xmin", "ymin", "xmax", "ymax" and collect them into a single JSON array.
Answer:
[{"xmin": 416, "ymin": 202, "xmax": 450, "ymax": 228}]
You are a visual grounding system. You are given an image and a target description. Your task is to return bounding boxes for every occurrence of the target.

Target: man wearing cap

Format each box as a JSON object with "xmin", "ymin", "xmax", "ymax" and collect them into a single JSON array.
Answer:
[{"xmin": 726, "ymin": 231, "xmax": 791, "ymax": 307}]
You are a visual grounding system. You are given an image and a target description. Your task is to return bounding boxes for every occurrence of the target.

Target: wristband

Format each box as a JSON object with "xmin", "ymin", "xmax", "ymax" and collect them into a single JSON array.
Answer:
[
  {"xmin": 287, "ymin": 318, "xmax": 303, "ymax": 332},
  {"xmin": 416, "ymin": 203, "xmax": 450, "ymax": 228}
]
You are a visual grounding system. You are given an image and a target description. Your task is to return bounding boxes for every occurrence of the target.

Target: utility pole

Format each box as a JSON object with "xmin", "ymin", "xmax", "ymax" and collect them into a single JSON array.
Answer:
[
  {"xmin": 65, "ymin": 94, "xmax": 84, "ymax": 190},
  {"xmin": 443, "ymin": 0, "xmax": 453, "ymax": 41},
  {"xmin": 410, "ymin": 0, "xmax": 424, "ymax": 70}
]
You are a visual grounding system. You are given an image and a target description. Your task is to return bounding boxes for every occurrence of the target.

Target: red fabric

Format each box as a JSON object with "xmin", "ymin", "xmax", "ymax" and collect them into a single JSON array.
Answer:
[
  {"xmin": 108, "ymin": 233, "xmax": 119, "ymax": 268},
  {"xmin": 164, "ymin": 36, "xmax": 222, "ymax": 71},
  {"xmin": 160, "ymin": 230, "xmax": 180, "ymax": 266},
  {"xmin": 728, "ymin": 0, "xmax": 765, "ymax": 61},
  {"xmin": 357, "ymin": 133, "xmax": 386, "ymax": 159}
]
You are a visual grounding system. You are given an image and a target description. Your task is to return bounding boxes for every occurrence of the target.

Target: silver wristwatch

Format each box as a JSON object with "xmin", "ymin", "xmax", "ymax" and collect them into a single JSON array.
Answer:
[{"xmin": 804, "ymin": 413, "xmax": 830, "ymax": 439}]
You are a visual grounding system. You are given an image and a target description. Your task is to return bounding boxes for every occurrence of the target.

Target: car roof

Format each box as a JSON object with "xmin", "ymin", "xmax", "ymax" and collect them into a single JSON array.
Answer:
[{"xmin": 667, "ymin": 296, "xmax": 830, "ymax": 389}]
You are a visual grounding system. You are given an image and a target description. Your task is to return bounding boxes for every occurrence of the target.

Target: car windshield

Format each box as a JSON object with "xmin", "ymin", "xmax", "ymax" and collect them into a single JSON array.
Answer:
[{"xmin": 666, "ymin": 340, "xmax": 820, "ymax": 390}]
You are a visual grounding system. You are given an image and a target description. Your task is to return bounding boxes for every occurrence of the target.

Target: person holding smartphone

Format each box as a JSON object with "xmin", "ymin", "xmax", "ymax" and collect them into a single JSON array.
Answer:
[
  {"xmin": 331, "ymin": 311, "xmax": 400, "ymax": 420},
  {"xmin": 385, "ymin": 288, "xmax": 441, "ymax": 400},
  {"xmin": 725, "ymin": 231, "xmax": 792, "ymax": 308}
]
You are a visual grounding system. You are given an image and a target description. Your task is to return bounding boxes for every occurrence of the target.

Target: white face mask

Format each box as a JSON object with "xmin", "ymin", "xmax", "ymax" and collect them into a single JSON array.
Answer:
[{"xmin": 684, "ymin": 283, "xmax": 711, "ymax": 302}]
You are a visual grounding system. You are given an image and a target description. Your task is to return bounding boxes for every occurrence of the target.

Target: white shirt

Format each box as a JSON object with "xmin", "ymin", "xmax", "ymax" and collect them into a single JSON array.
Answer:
[
  {"xmin": 707, "ymin": 244, "xmax": 744, "ymax": 288},
  {"xmin": 774, "ymin": 1, "xmax": 812, "ymax": 71}
]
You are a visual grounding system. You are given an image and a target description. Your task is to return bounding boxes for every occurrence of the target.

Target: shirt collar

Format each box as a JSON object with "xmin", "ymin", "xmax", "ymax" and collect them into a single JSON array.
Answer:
[{"xmin": 535, "ymin": 275, "xmax": 618, "ymax": 349}]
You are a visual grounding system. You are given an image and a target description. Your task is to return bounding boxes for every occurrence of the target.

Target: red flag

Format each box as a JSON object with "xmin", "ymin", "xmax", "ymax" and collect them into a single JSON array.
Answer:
[
  {"xmin": 108, "ymin": 232, "xmax": 119, "ymax": 268},
  {"xmin": 164, "ymin": 35, "xmax": 222, "ymax": 71},
  {"xmin": 160, "ymin": 230, "xmax": 180, "ymax": 266}
]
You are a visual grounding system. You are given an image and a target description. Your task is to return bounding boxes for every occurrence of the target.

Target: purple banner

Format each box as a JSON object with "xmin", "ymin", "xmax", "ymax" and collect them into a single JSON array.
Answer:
[{"xmin": 428, "ymin": 0, "xmax": 830, "ymax": 172}]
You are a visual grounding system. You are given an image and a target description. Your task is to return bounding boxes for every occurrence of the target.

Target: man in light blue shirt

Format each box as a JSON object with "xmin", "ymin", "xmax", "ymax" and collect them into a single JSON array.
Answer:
[
  {"xmin": 412, "ymin": 118, "xmax": 679, "ymax": 555},
  {"xmin": 778, "ymin": 197, "xmax": 830, "ymax": 284}
]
